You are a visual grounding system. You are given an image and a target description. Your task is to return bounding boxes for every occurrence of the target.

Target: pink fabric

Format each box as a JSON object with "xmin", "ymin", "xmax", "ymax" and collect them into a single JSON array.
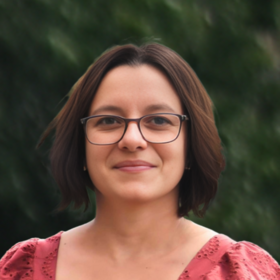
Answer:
[{"xmin": 1, "ymin": 232, "xmax": 279, "ymax": 279}]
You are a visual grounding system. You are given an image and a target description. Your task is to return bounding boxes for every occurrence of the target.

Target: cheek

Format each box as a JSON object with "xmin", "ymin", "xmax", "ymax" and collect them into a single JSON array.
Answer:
[
  {"xmin": 159, "ymin": 136, "xmax": 186, "ymax": 179},
  {"xmin": 85, "ymin": 143, "xmax": 110, "ymax": 186}
]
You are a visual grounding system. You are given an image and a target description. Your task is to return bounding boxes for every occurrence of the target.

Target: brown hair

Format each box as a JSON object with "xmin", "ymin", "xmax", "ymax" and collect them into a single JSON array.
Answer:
[{"xmin": 39, "ymin": 43, "xmax": 225, "ymax": 217}]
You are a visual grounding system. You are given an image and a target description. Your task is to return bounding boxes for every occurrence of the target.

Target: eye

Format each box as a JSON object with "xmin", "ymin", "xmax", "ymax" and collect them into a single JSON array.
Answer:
[
  {"xmin": 142, "ymin": 115, "xmax": 173, "ymax": 130},
  {"xmin": 151, "ymin": 117, "xmax": 170, "ymax": 125},
  {"xmin": 146, "ymin": 116, "xmax": 172, "ymax": 126},
  {"xmin": 91, "ymin": 116, "xmax": 124, "ymax": 129},
  {"xmin": 98, "ymin": 117, "xmax": 119, "ymax": 125}
]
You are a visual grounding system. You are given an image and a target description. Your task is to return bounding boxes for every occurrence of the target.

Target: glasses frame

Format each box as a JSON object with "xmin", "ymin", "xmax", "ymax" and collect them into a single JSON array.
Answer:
[{"xmin": 80, "ymin": 113, "xmax": 188, "ymax": 145}]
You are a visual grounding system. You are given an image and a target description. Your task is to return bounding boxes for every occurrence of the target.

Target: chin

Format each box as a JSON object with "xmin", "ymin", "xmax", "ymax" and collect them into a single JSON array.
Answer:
[
  {"xmin": 115, "ymin": 182, "xmax": 156, "ymax": 201},
  {"xmin": 112, "ymin": 181, "xmax": 178, "ymax": 204}
]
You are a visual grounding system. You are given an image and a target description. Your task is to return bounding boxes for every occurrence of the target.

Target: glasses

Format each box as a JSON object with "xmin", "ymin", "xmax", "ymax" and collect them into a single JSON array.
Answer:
[{"xmin": 81, "ymin": 113, "xmax": 188, "ymax": 145}]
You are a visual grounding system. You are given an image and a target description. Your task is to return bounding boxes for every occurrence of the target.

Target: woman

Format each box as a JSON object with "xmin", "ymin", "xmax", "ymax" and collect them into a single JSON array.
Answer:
[{"xmin": 1, "ymin": 43, "xmax": 279, "ymax": 279}]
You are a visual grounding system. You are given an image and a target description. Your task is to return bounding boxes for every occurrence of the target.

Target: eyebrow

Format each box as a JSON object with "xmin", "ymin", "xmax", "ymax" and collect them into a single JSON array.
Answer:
[
  {"xmin": 90, "ymin": 103, "xmax": 177, "ymax": 116},
  {"xmin": 91, "ymin": 105, "xmax": 124, "ymax": 115},
  {"xmin": 144, "ymin": 104, "xmax": 177, "ymax": 113}
]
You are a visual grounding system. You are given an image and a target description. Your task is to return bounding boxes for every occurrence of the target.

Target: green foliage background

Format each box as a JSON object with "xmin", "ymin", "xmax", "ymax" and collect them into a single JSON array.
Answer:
[{"xmin": 1, "ymin": 0, "xmax": 280, "ymax": 262}]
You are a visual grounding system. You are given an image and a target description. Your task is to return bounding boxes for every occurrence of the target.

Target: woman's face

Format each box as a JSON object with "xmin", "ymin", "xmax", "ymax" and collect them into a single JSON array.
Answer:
[{"xmin": 85, "ymin": 64, "xmax": 186, "ymax": 204}]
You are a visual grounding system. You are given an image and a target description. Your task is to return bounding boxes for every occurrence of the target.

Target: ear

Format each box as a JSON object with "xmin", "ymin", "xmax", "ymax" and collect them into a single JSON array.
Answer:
[
  {"xmin": 185, "ymin": 121, "xmax": 192, "ymax": 170},
  {"xmin": 83, "ymin": 158, "xmax": 87, "ymax": 171}
]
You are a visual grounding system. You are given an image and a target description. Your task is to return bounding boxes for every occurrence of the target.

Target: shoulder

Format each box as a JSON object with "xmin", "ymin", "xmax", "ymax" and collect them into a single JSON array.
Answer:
[
  {"xmin": 0, "ymin": 232, "xmax": 62, "ymax": 280},
  {"xmin": 0, "ymin": 237, "xmax": 38, "ymax": 279},
  {"xmin": 207, "ymin": 235, "xmax": 280, "ymax": 279},
  {"xmin": 182, "ymin": 234, "xmax": 280, "ymax": 279}
]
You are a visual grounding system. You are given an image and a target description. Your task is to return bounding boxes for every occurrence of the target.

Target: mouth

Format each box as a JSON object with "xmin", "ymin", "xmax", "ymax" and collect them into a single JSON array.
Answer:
[{"xmin": 114, "ymin": 160, "xmax": 156, "ymax": 172}]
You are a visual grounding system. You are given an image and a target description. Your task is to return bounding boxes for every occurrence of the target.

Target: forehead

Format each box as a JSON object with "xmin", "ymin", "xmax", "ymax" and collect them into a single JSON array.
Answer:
[{"xmin": 89, "ymin": 64, "xmax": 184, "ymax": 116}]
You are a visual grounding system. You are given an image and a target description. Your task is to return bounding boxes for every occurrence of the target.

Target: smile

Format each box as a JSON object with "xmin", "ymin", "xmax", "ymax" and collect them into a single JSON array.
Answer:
[{"xmin": 114, "ymin": 160, "xmax": 156, "ymax": 172}]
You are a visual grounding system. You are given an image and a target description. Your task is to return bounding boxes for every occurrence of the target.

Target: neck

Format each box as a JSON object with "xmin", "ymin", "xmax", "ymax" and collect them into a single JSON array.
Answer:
[{"xmin": 82, "ymin": 193, "xmax": 192, "ymax": 262}]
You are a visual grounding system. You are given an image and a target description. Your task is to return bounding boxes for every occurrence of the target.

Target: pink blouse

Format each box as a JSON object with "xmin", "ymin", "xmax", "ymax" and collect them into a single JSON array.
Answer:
[{"xmin": 0, "ymin": 232, "xmax": 279, "ymax": 279}]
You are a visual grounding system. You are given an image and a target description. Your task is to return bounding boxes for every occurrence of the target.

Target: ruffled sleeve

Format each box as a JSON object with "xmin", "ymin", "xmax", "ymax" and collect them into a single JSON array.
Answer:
[
  {"xmin": 0, "ymin": 238, "xmax": 38, "ymax": 280},
  {"xmin": 205, "ymin": 241, "xmax": 280, "ymax": 279},
  {"xmin": 0, "ymin": 232, "xmax": 62, "ymax": 280}
]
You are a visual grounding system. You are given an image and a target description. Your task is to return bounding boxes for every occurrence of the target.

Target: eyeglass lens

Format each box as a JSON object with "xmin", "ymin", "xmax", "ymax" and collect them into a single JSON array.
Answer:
[{"xmin": 85, "ymin": 114, "xmax": 181, "ymax": 145}]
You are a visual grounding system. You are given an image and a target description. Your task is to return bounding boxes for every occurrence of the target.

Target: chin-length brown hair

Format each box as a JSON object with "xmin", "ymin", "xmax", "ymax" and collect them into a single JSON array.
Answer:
[{"xmin": 39, "ymin": 43, "xmax": 225, "ymax": 217}]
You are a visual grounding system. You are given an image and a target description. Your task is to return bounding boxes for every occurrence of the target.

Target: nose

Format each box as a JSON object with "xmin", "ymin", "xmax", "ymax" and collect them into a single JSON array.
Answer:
[{"xmin": 117, "ymin": 121, "xmax": 148, "ymax": 151}]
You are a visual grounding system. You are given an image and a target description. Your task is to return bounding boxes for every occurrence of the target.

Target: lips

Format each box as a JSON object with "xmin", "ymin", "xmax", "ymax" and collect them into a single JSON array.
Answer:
[{"xmin": 114, "ymin": 160, "xmax": 155, "ymax": 172}]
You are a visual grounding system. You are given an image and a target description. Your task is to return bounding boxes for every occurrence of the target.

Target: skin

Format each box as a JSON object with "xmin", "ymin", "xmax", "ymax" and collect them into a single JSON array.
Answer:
[
  {"xmin": 56, "ymin": 65, "xmax": 217, "ymax": 280},
  {"xmin": 87, "ymin": 64, "xmax": 186, "ymax": 207}
]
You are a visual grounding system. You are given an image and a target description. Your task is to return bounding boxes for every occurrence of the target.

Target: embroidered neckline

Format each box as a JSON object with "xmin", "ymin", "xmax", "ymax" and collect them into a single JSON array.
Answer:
[{"xmin": 49, "ymin": 232, "xmax": 223, "ymax": 280}]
